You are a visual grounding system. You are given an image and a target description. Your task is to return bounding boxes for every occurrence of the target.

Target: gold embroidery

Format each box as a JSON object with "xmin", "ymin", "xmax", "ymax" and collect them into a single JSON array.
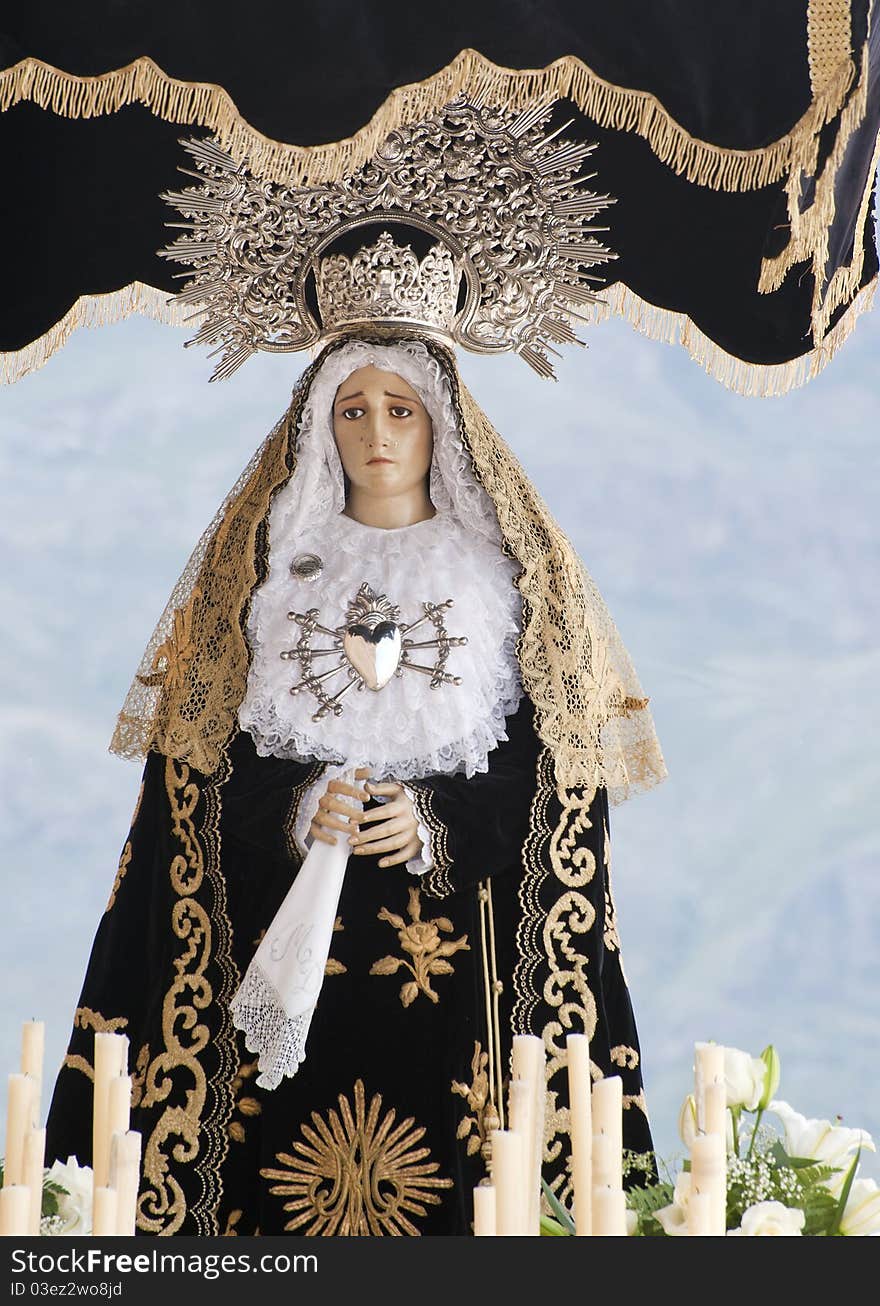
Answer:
[
  {"xmin": 624, "ymin": 1090, "xmax": 649, "ymax": 1116},
  {"xmin": 511, "ymin": 750, "xmax": 602, "ymax": 1209},
  {"xmin": 61, "ymin": 1008, "xmax": 129, "ymax": 1081},
  {"xmin": 227, "ymin": 1058, "xmax": 262, "ymax": 1145},
  {"xmin": 221, "ymin": 1209, "xmax": 261, "ymax": 1236},
  {"xmin": 260, "ymin": 1079, "xmax": 452, "ymax": 1235},
  {"xmin": 452, "ymin": 1042, "xmax": 499, "ymax": 1163},
  {"xmin": 369, "ymin": 885, "xmax": 469, "ymax": 1007},
  {"xmin": 129, "ymin": 1042, "xmax": 150, "ymax": 1110},
  {"xmin": 325, "ymin": 916, "xmax": 347, "ymax": 976},
  {"xmin": 611, "ymin": 1046, "xmax": 640, "ymax": 1071},
  {"xmin": 136, "ymin": 756, "xmax": 239, "ymax": 1235},
  {"xmin": 105, "ymin": 841, "xmax": 132, "ymax": 913},
  {"xmin": 603, "ymin": 820, "xmax": 621, "ymax": 954}
]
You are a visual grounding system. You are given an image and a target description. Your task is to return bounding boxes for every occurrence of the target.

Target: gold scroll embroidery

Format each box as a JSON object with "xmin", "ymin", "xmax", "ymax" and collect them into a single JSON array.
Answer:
[
  {"xmin": 260, "ymin": 1079, "xmax": 452, "ymax": 1235},
  {"xmin": 369, "ymin": 885, "xmax": 469, "ymax": 1007},
  {"xmin": 61, "ymin": 1007, "xmax": 129, "ymax": 1081}
]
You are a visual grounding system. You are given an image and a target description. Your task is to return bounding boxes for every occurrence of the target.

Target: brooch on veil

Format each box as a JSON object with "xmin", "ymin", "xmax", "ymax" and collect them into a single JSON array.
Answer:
[{"xmin": 281, "ymin": 582, "xmax": 468, "ymax": 721}]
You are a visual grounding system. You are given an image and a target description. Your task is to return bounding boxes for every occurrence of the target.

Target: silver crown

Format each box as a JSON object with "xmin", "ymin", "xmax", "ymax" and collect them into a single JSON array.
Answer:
[
  {"xmin": 316, "ymin": 233, "xmax": 460, "ymax": 337},
  {"xmin": 160, "ymin": 96, "xmax": 617, "ymax": 380}
]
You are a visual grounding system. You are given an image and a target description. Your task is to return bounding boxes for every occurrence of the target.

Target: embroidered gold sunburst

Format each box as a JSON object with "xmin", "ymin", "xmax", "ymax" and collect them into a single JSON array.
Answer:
[
  {"xmin": 260, "ymin": 1079, "xmax": 453, "ymax": 1235},
  {"xmin": 369, "ymin": 885, "xmax": 469, "ymax": 1007},
  {"xmin": 451, "ymin": 1041, "xmax": 499, "ymax": 1163}
]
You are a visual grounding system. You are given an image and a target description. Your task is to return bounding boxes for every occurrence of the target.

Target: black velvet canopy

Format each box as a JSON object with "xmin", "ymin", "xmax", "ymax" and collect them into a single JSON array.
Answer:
[{"xmin": 1, "ymin": 1, "xmax": 878, "ymax": 392}]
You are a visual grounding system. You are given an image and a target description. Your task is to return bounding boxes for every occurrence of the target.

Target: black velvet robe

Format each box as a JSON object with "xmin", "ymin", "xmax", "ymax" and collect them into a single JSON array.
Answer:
[{"xmin": 45, "ymin": 695, "xmax": 652, "ymax": 1236}]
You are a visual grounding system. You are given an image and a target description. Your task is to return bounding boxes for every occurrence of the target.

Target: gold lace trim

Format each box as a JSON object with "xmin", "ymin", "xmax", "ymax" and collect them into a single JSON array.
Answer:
[
  {"xmin": 408, "ymin": 785, "xmax": 455, "ymax": 898},
  {"xmin": 512, "ymin": 748, "xmax": 602, "ymax": 1207},
  {"xmin": 135, "ymin": 756, "xmax": 239, "ymax": 1235}
]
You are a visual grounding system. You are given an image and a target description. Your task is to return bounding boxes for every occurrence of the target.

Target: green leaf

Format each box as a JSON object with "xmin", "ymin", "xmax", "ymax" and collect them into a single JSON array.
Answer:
[
  {"xmin": 828, "ymin": 1148, "xmax": 861, "ymax": 1237},
  {"xmin": 541, "ymin": 1178, "xmax": 575, "ymax": 1234},
  {"xmin": 540, "ymin": 1214, "xmax": 570, "ymax": 1236}
]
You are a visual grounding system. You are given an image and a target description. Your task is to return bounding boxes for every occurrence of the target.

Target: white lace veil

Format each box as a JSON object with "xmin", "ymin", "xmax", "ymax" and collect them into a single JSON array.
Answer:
[{"xmin": 260, "ymin": 338, "xmax": 504, "ymax": 548}]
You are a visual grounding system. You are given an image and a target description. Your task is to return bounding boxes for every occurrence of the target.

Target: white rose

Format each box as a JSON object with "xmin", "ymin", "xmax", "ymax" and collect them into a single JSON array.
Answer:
[
  {"xmin": 723, "ymin": 1046, "xmax": 767, "ymax": 1111},
  {"xmin": 840, "ymin": 1179, "xmax": 880, "ymax": 1236},
  {"xmin": 43, "ymin": 1157, "xmax": 93, "ymax": 1236},
  {"xmin": 655, "ymin": 1172, "xmax": 691, "ymax": 1236},
  {"xmin": 769, "ymin": 1100, "xmax": 875, "ymax": 1182},
  {"xmin": 728, "ymin": 1201, "xmax": 804, "ymax": 1237},
  {"xmin": 625, "ymin": 1207, "xmax": 639, "ymax": 1236}
]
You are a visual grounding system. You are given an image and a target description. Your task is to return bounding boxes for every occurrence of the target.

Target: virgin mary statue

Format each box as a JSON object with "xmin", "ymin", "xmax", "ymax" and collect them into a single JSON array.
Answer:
[{"xmin": 44, "ymin": 102, "xmax": 667, "ymax": 1236}]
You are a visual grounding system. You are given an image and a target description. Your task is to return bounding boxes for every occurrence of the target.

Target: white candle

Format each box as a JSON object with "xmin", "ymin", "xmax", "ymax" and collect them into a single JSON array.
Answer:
[
  {"xmin": 93, "ymin": 1034, "xmax": 128, "ymax": 1190},
  {"xmin": 694, "ymin": 1042, "xmax": 725, "ymax": 1131},
  {"xmin": 3, "ymin": 1073, "xmax": 36, "ymax": 1187},
  {"xmin": 591, "ymin": 1131, "xmax": 617, "ymax": 1190},
  {"xmin": 511, "ymin": 1035, "xmax": 545, "ymax": 1235},
  {"xmin": 490, "ymin": 1129, "xmax": 526, "ymax": 1235},
  {"xmin": 704, "ymin": 1079, "xmax": 727, "ymax": 1139},
  {"xmin": 0, "ymin": 1185, "xmax": 31, "ymax": 1235},
  {"xmin": 472, "ymin": 1183, "xmax": 496, "ymax": 1236},
  {"xmin": 691, "ymin": 1131, "xmax": 726, "ymax": 1235},
  {"xmin": 92, "ymin": 1186, "xmax": 118, "ymax": 1237},
  {"xmin": 20, "ymin": 1022, "xmax": 45, "ymax": 1127},
  {"xmin": 592, "ymin": 1184, "xmax": 627, "ymax": 1236},
  {"xmin": 107, "ymin": 1076, "xmax": 131, "ymax": 1146},
  {"xmin": 23, "ymin": 1128, "xmax": 46, "ymax": 1235},
  {"xmin": 566, "ymin": 1034, "xmax": 593, "ymax": 1236},
  {"xmin": 688, "ymin": 1190, "xmax": 712, "ymax": 1236},
  {"xmin": 591, "ymin": 1076, "xmax": 623, "ymax": 1189},
  {"xmin": 110, "ymin": 1131, "xmax": 142, "ymax": 1236}
]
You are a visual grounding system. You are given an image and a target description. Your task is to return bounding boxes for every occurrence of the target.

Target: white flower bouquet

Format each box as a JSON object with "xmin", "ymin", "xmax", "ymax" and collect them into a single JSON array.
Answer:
[{"xmin": 542, "ymin": 1044, "xmax": 879, "ymax": 1237}]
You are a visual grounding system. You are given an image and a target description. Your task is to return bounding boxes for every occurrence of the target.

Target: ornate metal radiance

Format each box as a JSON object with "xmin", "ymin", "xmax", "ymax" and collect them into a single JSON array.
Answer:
[
  {"xmin": 159, "ymin": 96, "xmax": 617, "ymax": 380},
  {"xmin": 281, "ymin": 582, "xmax": 468, "ymax": 721}
]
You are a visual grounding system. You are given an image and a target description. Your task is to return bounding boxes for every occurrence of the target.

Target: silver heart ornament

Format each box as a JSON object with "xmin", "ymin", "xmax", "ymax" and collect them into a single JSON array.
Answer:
[{"xmin": 343, "ymin": 620, "xmax": 401, "ymax": 690}]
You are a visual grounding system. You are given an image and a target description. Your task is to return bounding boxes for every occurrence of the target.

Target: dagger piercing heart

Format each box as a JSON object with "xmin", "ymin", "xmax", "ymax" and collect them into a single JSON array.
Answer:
[{"xmin": 280, "ymin": 581, "xmax": 468, "ymax": 721}]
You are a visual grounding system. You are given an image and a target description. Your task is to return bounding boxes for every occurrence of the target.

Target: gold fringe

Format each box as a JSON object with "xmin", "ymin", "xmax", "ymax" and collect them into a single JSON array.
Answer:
[
  {"xmin": 760, "ymin": 3, "xmax": 875, "ymax": 342},
  {"xmin": 2, "ymin": 274, "xmax": 873, "ymax": 394},
  {"xmin": 0, "ymin": 281, "xmax": 199, "ymax": 385},
  {"xmin": 591, "ymin": 276, "xmax": 877, "ymax": 399},
  {"xmin": 0, "ymin": 40, "xmax": 855, "ymax": 193},
  {"xmin": 818, "ymin": 126, "xmax": 880, "ymax": 333}
]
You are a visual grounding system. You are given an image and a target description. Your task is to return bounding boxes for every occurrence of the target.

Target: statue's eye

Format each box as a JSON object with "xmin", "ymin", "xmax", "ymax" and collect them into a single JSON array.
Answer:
[
  {"xmin": 342, "ymin": 407, "xmax": 366, "ymax": 420},
  {"xmin": 389, "ymin": 405, "xmax": 412, "ymax": 418}
]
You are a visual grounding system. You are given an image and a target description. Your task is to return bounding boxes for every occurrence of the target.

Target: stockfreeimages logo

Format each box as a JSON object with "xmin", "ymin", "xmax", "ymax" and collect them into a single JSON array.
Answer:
[{"xmin": 10, "ymin": 1249, "xmax": 317, "ymax": 1282}]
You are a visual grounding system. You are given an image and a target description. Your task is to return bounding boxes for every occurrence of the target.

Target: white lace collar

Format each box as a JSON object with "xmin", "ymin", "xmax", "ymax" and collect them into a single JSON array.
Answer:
[{"xmin": 239, "ymin": 509, "xmax": 523, "ymax": 779}]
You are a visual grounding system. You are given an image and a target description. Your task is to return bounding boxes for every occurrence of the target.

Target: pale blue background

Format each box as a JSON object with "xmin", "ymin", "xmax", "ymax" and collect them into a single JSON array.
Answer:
[{"xmin": 1, "ymin": 291, "xmax": 878, "ymax": 1183}]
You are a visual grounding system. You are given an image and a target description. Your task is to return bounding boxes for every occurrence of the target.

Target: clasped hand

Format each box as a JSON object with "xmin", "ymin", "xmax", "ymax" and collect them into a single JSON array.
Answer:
[{"xmin": 309, "ymin": 767, "xmax": 421, "ymax": 868}]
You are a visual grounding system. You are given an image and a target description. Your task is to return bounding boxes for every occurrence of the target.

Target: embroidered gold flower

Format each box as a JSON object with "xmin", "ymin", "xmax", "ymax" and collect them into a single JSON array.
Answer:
[
  {"xmin": 260, "ymin": 1079, "xmax": 452, "ymax": 1235},
  {"xmin": 221, "ymin": 1209, "xmax": 260, "ymax": 1236},
  {"xmin": 451, "ymin": 1041, "xmax": 499, "ymax": 1160},
  {"xmin": 370, "ymin": 885, "xmax": 469, "ymax": 1007},
  {"xmin": 227, "ymin": 1058, "xmax": 262, "ymax": 1145},
  {"xmin": 610, "ymin": 1045, "xmax": 640, "ymax": 1071}
]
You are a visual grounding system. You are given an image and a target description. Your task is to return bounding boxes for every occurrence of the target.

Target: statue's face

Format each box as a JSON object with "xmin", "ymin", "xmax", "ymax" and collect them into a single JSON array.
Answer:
[{"xmin": 332, "ymin": 366, "xmax": 433, "ymax": 499}]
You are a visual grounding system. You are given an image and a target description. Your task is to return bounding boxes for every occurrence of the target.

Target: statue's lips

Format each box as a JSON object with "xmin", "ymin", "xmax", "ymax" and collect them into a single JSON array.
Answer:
[{"xmin": 366, "ymin": 457, "xmax": 394, "ymax": 464}]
